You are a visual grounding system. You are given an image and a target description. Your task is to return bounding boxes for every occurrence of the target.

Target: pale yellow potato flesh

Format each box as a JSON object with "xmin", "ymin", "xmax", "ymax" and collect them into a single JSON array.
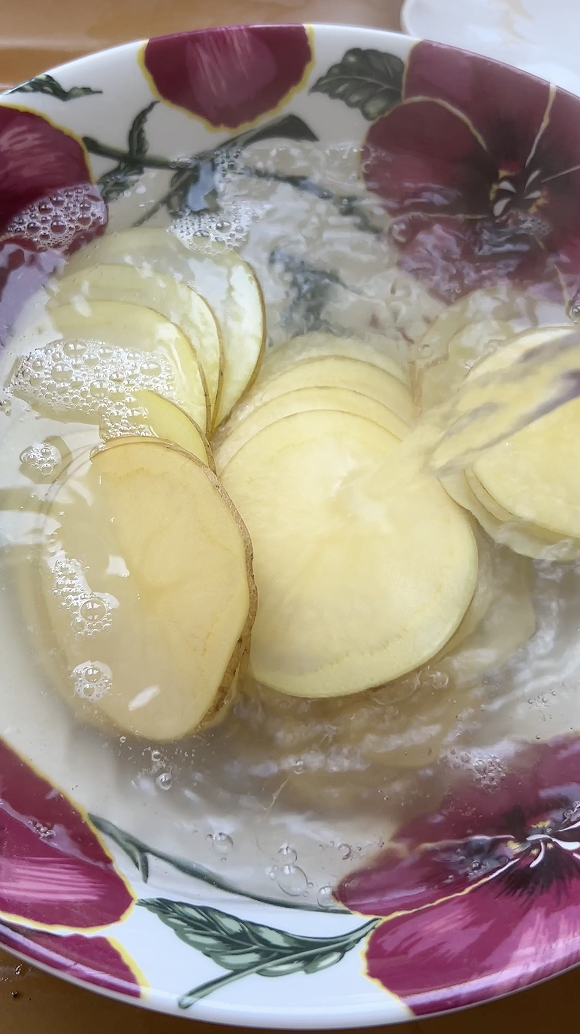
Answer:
[
  {"xmin": 38, "ymin": 438, "xmax": 255, "ymax": 740},
  {"xmin": 443, "ymin": 471, "xmax": 580, "ymax": 560},
  {"xmin": 50, "ymin": 264, "xmax": 223, "ymax": 417},
  {"xmin": 63, "ymin": 227, "xmax": 265, "ymax": 428},
  {"xmin": 463, "ymin": 327, "xmax": 580, "ymax": 539},
  {"xmin": 259, "ymin": 332, "xmax": 409, "ymax": 386},
  {"xmin": 213, "ymin": 386, "xmax": 408, "ymax": 473},
  {"xmin": 47, "ymin": 300, "xmax": 210, "ymax": 432},
  {"xmin": 252, "ymin": 355, "xmax": 416, "ymax": 426},
  {"xmin": 221, "ymin": 410, "xmax": 477, "ymax": 698},
  {"xmin": 419, "ymin": 319, "xmax": 514, "ymax": 411},
  {"xmin": 129, "ymin": 391, "xmax": 214, "ymax": 468}
]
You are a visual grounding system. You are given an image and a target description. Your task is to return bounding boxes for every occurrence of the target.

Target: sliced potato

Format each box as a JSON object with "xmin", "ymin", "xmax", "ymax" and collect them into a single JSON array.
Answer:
[
  {"xmin": 37, "ymin": 438, "xmax": 255, "ymax": 740},
  {"xmin": 213, "ymin": 386, "xmax": 408, "ymax": 473},
  {"xmin": 252, "ymin": 356, "xmax": 416, "ymax": 426},
  {"xmin": 419, "ymin": 319, "xmax": 514, "ymax": 411},
  {"xmin": 62, "ymin": 228, "xmax": 265, "ymax": 427},
  {"xmin": 443, "ymin": 471, "xmax": 580, "ymax": 560},
  {"xmin": 221, "ymin": 410, "xmax": 477, "ymax": 697},
  {"xmin": 126, "ymin": 391, "xmax": 214, "ymax": 468},
  {"xmin": 50, "ymin": 264, "xmax": 223, "ymax": 417},
  {"xmin": 47, "ymin": 300, "xmax": 210, "ymax": 432},
  {"xmin": 258, "ymin": 332, "xmax": 409, "ymax": 386}
]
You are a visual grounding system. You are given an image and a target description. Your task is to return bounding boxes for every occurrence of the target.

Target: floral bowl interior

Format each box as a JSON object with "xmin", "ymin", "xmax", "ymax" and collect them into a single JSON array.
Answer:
[{"xmin": 1, "ymin": 22, "xmax": 580, "ymax": 1029}]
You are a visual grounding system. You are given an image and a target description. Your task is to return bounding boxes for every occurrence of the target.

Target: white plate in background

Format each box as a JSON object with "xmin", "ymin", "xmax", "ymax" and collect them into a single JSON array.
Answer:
[{"xmin": 402, "ymin": 0, "xmax": 580, "ymax": 96}]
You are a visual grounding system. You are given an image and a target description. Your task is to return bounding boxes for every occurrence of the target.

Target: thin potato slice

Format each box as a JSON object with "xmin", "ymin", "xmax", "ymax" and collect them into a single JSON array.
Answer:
[
  {"xmin": 129, "ymin": 391, "xmax": 214, "ymax": 468},
  {"xmin": 258, "ymin": 332, "xmax": 409, "ymax": 386},
  {"xmin": 419, "ymin": 319, "xmax": 514, "ymax": 411},
  {"xmin": 252, "ymin": 356, "xmax": 416, "ymax": 426},
  {"xmin": 62, "ymin": 228, "xmax": 265, "ymax": 427},
  {"xmin": 37, "ymin": 438, "xmax": 255, "ymax": 740},
  {"xmin": 47, "ymin": 300, "xmax": 210, "ymax": 431},
  {"xmin": 50, "ymin": 264, "xmax": 223, "ymax": 416},
  {"xmin": 221, "ymin": 410, "xmax": 477, "ymax": 697},
  {"xmin": 443, "ymin": 472, "xmax": 580, "ymax": 560},
  {"xmin": 213, "ymin": 386, "xmax": 408, "ymax": 473}
]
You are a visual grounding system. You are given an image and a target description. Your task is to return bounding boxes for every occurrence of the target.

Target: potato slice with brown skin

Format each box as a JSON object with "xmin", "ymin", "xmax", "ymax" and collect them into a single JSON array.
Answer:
[
  {"xmin": 221, "ymin": 410, "xmax": 477, "ymax": 697},
  {"xmin": 62, "ymin": 228, "xmax": 265, "ymax": 428},
  {"xmin": 250, "ymin": 355, "xmax": 416, "ymax": 426},
  {"xmin": 213, "ymin": 386, "xmax": 408, "ymax": 473},
  {"xmin": 37, "ymin": 438, "xmax": 255, "ymax": 740},
  {"xmin": 47, "ymin": 300, "xmax": 210, "ymax": 432},
  {"xmin": 127, "ymin": 391, "xmax": 214, "ymax": 469},
  {"xmin": 49, "ymin": 264, "xmax": 223, "ymax": 418}
]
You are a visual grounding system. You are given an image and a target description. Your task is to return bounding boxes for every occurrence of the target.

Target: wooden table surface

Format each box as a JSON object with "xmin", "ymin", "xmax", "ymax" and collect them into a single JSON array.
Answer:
[{"xmin": 0, "ymin": 0, "xmax": 576, "ymax": 1029}]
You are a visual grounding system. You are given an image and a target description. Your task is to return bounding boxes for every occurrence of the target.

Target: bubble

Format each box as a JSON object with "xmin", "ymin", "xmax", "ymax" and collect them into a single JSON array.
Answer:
[
  {"xmin": 62, "ymin": 340, "xmax": 87, "ymax": 358},
  {"xmin": 34, "ymin": 821, "xmax": 54, "ymax": 839},
  {"xmin": 277, "ymin": 844, "xmax": 297, "ymax": 864},
  {"xmin": 140, "ymin": 360, "xmax": 162, "ymax": 378},
  {"xmin": 429, "ymin": 670, "xmax": 449, "ymax": 691},
  {"xmin": 90, "ymin": 380, "xmax": 111, "ymax": 399},
  {"xmin": 293, "ymin": 759, "xmax": 305, "ymax": 774},
  {"xmin": 317, "ymin": 885, "xmax": 334, "ymax": 908},
  {"xmin": 338, "ymin": 843, "xmax": 352, "ymax": 860},
  {"xmin": 119, "ymin": 736, "xmax": 126, "ymax": 743},
  {"xmin": 207, "ymin": 832, "xmax": 233, "ymax": 856},
  {"xmin": 275, "ymin": 864, "xmax": 308, "ymax": 897},
  {"xmin": 20, "ymin": 442, "xmax": 61, "ymax": 480},
  {"xmin": 72, "ymin": 661, "xmax": 112, "ymax": 701},
  {"xmin": 150, "ymin": 749, "xmax": 162, "ymax": 764},
  {"xmin": 79, "ymin": 597, "xmax": 107, "ymax": 623},
  {"xmin": 156, "ymin": 771, "xmax": 173, "ymax": 790}
]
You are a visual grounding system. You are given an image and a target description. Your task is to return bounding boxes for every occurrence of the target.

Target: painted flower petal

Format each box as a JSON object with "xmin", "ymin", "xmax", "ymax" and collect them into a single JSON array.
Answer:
[
  {"xmin": 337, "ymin": 837, "xmax": 512, "ymax": 917},
  {"xmin": 363, "ymin": 100, "xmax": 495, "ymax": 218},
  {"xmin": 389, "ymin": 213, "xmax": 558, "ymax": 303},
  {"xmin": 0, "ymin": 241, "xmax": 63, "ymax": 345},
  {"xmin": 404, "ymin": 41, "xmax": 551, "ymax": 170},
  {"xmin": 0, "ymin": 107, "xmax": 93, "ymax": 229},
  {"xmin": 0, "ymin": 738, "xmax": 133, "ymax": 929},
  {"xmin": 143, "ymin": 26, "xmax": 312, "ymax": 131},
  {"xmin": 363, "ymin": 856, "xmax": 580, "ymax": 1015},
  {"xmin": 0, "ymin": 923, "xmax": 141, "ymax": 998}
]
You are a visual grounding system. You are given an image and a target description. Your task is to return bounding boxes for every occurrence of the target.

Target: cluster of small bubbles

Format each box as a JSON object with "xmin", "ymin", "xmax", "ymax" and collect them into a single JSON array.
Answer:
[
  {"xmin": 11, "ymin": 339, "xmax": 176, "ymax": 438},
  {"xmin": 19, "ymin": 442, "xmax": 62, "ymax": 481},
  {"xmin": 71, "ymin": 660, "xmax": 112, "ymax": 701},
  {"xmin": 277, "ymin": 844, "xmax": 297, "ymax": 864},
  {"xmin": 266, "ymin": 865, "xmax": 278, "ymax": 880},
  {"xmin": 172, "ymin": 204, "xmax": 253, "ymax": 250},
  {"xmin": 33, "ymin": 822, "xmax": 55, "ymax": 839},
  {"xmin": 156, "ymin": 771, "xmax": 173, "ymax": 791},
  {"xmin": 207, "ymin": 832, "xmax": 233, "ymax": 856},
  {"xmin": 0, "ymin": 393, "xmax": 12, "ymax": 417},
  {"xmin": 275, "ymin": 864, "xmax": 309, "ymax": 897},
  {"xmin": 317, "ymin": 886, "xmax": 334, "ymax": 908},
  {"xmin": 7, "ymin": 184, "xmax": 105, "ymax": 251},
  {"xmin": 51, "ymin": 558, "xmax": 112, "ymax": 637}
]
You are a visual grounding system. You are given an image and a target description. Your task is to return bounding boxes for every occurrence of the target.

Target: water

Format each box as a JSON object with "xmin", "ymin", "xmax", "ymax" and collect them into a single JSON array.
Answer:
[{"xmin": 0, "ymin": 140, "xmax": 578, "ymax": 900}]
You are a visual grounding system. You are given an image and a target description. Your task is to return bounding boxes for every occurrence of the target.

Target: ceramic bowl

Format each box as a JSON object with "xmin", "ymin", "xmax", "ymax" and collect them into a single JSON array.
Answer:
[{"xmin": 2, "ymin": 23, "xmax": 580, "ymax": 1029}]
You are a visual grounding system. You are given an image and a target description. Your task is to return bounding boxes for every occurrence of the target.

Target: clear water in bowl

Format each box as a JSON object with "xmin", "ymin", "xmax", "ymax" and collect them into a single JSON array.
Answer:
[{"xmin": 0, "ymin": 138, "xmax": 579, "ymax": 903}]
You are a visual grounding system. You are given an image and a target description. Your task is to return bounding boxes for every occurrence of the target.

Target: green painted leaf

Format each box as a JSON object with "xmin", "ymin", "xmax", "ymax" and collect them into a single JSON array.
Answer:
[
  {"xmin": 269, "ymin": 248, "xmax": 343, "ymax": 337},
  {"xmin": 139, "ymin": 897, "xmax": 379, "ymax": 1008},
  {"xmin": 9, "ymin": 74, "xmax": 102, "ymax": 100},
  {"xmin": 89, "ymin": 814, "xmax": 149, "ymax": 881},
  {"xmin": 127, "ymin": 101, "xmax": 157, "ymax": 160},
  {"xmin": 98, "ymin": 163, "xmax": 144, "ymax": 204},
  {"xmin": 311, "ymin": 48, "xmax": 404, "ymax": 120}
]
